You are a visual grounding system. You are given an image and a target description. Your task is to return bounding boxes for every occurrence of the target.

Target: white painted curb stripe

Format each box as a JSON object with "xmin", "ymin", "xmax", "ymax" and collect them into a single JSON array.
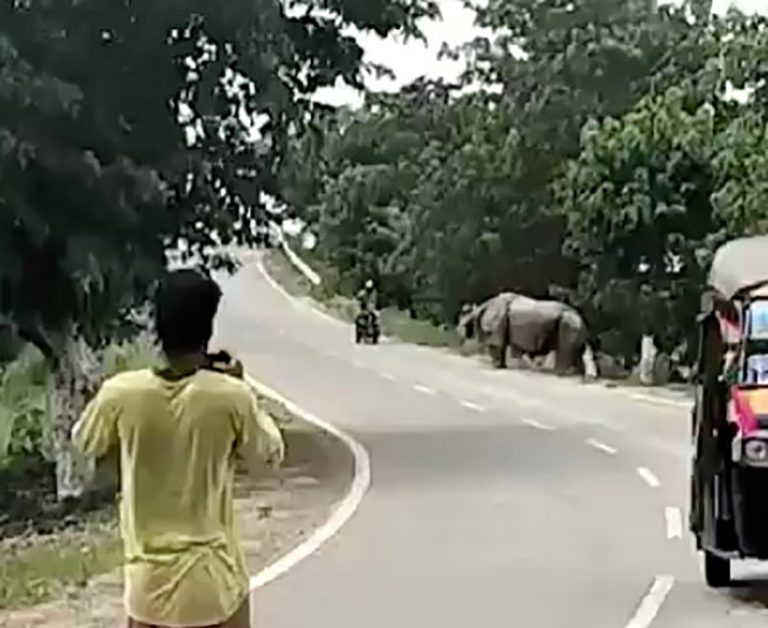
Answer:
[
  {"xmin": 270, "ymin": 222, "xmax": 322, "ymax": 286},
  {"xmin": 624, "ymin": 576, "xmax": 675, "ymax": 628},
  {"xmin": 245, "ymin": 375, "xmax": 371, "ymax": 590},
  {"xmin": 637, "ymin": 467, "xmax": 662, "ymax": 488},
  {"xmin": 665, "ymin": 507, "xmax": 682, "ymax": 539},
  {"xmin": 256, "ymin": 258, "xmax": 344, "ymax": 328}
]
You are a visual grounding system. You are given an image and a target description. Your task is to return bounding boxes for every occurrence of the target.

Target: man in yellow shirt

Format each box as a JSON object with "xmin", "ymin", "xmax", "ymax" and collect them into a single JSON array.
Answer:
[{"xmin": 73, "ymin": 269, "xmax": 285, "ymax": 628}]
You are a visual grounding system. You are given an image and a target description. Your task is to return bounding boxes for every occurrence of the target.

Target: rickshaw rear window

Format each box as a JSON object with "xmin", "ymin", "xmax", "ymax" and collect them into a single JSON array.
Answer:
[{"xmin": 749, "ymin": 301, "xmax": 768, "ymax": 340}]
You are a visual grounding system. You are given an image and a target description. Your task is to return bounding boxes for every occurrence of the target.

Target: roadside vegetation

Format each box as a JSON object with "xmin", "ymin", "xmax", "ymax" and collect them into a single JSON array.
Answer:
[
  {"xmin": 277, "ymin": 0, "xmax": 768, "ymax": 383},
  {"xmin": 1, "ymin": 0, "xmax": 439, "ymax": 615},
  {"xmin": 264, "ymin": 251, "xmax": 462, "ymax": 349},
  {"xmin": 0, "ymin": 337, "xmax": 158, "ymax": 610}
]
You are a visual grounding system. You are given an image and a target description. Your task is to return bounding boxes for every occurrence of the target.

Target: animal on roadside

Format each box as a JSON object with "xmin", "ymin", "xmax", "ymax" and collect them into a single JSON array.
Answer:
[{"xmin": 457, "ymin": 292, "xmax": 591, "ymax": 375}]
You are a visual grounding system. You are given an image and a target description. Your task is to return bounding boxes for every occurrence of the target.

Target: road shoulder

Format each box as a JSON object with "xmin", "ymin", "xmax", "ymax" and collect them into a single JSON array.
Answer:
[{"xmin": 0, "ymin": 417, "xmax": 355, "ymax": 628}]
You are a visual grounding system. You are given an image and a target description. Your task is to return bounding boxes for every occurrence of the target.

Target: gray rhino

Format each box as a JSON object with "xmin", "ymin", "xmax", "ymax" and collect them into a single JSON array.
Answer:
[{"xmin": 458, "ymin": 292, "xmax": 590, "ymax": 374}]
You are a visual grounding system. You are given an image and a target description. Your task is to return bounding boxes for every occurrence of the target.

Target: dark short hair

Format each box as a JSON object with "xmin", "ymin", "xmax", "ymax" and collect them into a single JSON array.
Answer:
[{"xmin": 155, "ymin": 270, "xmax": 222, "ymax": 354}]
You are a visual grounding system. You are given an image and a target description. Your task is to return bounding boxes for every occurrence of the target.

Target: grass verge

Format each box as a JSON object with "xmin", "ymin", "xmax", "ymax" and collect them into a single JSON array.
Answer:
[{"xmin": 0, "ymin": 518, "xmax": 121, "ymax": 611}]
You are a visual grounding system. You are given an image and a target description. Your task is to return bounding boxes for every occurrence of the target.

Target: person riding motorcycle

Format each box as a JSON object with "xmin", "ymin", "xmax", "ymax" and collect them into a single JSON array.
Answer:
[
  {"xmin": 355, "ymin": 279, "xmax": 380, "ymax": 342},
  {"xmin": 357, "ymin": 279, "xmax": 378, "ymax": 314}
]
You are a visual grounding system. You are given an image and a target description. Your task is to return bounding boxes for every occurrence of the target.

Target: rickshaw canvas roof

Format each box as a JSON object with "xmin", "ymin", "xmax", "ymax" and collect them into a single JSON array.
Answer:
[{"xmin": 709, "ymin": 236, "xmax": 768, "ymax": 301}]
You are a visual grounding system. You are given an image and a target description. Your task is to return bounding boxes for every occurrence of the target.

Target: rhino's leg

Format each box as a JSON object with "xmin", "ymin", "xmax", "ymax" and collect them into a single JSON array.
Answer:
[
  {"xmin": 488, "ymin": 344, "xmax": 507, "ymax": 368},
  {"xmin": 553, "ymin": 347, "xmax": 574, "ymax": 374},
  {"xmin": 554, "ymin": 310, "xmax": 590, "ymax": 375}
]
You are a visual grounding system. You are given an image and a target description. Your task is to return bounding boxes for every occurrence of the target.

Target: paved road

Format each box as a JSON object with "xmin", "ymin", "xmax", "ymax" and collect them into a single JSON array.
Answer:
[{"xmin": 215, "ymin": 257, "xmax": 768, "ymax": 628}]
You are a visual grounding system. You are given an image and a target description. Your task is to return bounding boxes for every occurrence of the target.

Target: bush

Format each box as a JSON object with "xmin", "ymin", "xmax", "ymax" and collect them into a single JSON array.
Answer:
[
  {"xmin": 0, "ymin": 347, "xmax": 49, "ymax": 470},
  {"xmin": 101, "ymin": 333, "xmax": 160, "ymax": 378},
  {"xmin": 0, "ymin": 336, "xmax": 161, "ymax": 535}
]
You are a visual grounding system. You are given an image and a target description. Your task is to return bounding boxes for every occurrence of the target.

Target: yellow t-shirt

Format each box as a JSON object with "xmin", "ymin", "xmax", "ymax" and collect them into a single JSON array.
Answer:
[{"xmin": 72, "ymin": 368, "xmax": 285, "ymax": 626}]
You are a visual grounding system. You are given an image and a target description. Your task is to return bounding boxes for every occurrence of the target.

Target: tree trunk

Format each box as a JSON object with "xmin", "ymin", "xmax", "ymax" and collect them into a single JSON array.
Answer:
[
  {"xmin": 48, "ymin": 334, "xmax": 103, "ymax": 501},
  {"xmin": 638, "ymin": 334, "xmax": 658, "ymax": 386}
]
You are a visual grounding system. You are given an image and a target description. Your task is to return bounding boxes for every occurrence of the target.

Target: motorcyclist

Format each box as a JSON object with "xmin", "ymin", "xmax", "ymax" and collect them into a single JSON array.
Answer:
[
  {"xmin": 357, "ymin": 279, "xmax": 378, "ymax": 315},
  {"xmin": 355, "ymin": 279, "xmax": 380, "ymax": 341}
]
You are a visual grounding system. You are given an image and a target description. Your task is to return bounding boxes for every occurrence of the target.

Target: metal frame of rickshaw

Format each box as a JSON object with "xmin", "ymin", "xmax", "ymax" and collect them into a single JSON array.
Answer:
[{"xmin": 692, "ymin": 287, "xmax": 768, "ymax": 586}]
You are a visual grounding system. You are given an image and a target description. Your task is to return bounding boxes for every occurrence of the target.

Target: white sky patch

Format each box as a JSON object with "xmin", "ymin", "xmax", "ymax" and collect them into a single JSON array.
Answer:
[
  {"xmin": 314, "ymin": 0, "xmax": 767, "ymax": 108},
  {"xmin": 712, "ymin": 0, "xmax": 765, "ymax": 13},
  {"xmin": 314, "ymin": 0, "xmax": 483, "ymax": 107}
]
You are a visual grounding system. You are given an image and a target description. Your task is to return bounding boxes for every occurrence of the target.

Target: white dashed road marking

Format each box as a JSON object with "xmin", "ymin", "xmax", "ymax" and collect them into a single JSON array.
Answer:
[
  {"xmin": 381, "ymin": 372, "xmax": 398, "ymax": 382},
  {"xmin": 624, "ymin": 576, "xmax": 675, "ymax": 628},
  {"xmin": 460, "ymin": 400, "xmax": 486, "ymax": 413},
  {"xmin": 414, "ymin": 384, "xmax": 437, "ymax": 396},
  {"xmin": 586, "ymin": 438, "xmax": 618, "ymax": 455},
  {"xmin": 637, "ymin": 467, "xmax": 662, "ymax": 488},
  {"xmin": 665, "ymin": 507, "xmax": 683, "ymax": 539},
  {"xmin": 521, "ymin": 418, "xmax": 554, "ymax": 431}
]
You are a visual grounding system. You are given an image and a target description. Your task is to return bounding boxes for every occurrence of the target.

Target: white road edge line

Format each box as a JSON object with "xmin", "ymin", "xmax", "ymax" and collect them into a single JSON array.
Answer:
[
  {"xmin": 245, "ymin": 377, "xmax": 371, "ymax": 591},
  {"xmin": 637, "ymin": 467, "xmax": 662, "ymax": 488},
  {"xmin": 665, "ymin": 507, "xmax": 683, "ymax": 540},
  {"xmin": 460, "ymin": 400, "xmax": 486, "ymax": 413},
  {"xmin": 627, "ymin": 392, "xmax": 691, "ymax": 410},
  {"xmin": 586, "ymin": 438, "xmax": 617, "ymax": 455},
  {"xmin": 624, "ymin": 576, "xmax": 675, "ymax": 628},
  {"xmin": 521, "ymin": 418, "xmax": 554, "ymax": 431},
  {"xmin": 256, "ymin": 254, "xmax": 396, "ymax": 344},
  {"xmin": 414, "ymin": 384, "xmax": 437, "ymax": 396},
  {"xmin": 256, "ymin": 257, "xmax": 345, "ymax": 328}
]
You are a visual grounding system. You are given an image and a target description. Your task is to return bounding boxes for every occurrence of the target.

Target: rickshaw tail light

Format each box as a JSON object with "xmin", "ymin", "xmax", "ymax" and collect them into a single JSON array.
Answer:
[{"xmin": 744, "ymin": 439, "xmax": 768, "ymax": 463}]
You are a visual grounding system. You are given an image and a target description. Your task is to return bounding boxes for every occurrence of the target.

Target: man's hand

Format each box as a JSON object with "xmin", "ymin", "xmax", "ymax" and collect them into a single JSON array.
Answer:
[{"xmin": 206, "ymin": 350, "xmax": 245, "ymax": 379}]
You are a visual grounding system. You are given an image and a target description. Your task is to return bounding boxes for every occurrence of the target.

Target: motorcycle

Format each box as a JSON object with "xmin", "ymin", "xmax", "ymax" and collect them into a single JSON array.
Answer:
[{"xmin": 355, "ymin": 310, "xmax": 380, "ymax": 345}]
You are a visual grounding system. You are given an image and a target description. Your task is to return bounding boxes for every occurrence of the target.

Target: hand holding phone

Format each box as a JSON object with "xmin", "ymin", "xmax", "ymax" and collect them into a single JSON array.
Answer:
[{"xmin": 205, "ymin": 350, "xmax": 245, "ymax": 379}]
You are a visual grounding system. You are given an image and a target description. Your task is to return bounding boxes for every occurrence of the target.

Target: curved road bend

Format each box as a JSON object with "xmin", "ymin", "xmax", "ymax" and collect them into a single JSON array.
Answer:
[{"xmin": 214, "ymin": 258, "xmax": 768, "ymax": 628}]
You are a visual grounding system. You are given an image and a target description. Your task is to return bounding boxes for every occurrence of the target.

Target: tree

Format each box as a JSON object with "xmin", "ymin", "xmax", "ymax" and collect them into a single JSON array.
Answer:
[
  {"xmin": 0, "ymin": 0, "xmax": 438, "ymax": 499},
  {"xmin": 554, "ymin": 87, "xmax": 722, "ymax": 364},
  {"xmin": 283, "ymin": 0, "xmax": 768, "ymax": 380}
]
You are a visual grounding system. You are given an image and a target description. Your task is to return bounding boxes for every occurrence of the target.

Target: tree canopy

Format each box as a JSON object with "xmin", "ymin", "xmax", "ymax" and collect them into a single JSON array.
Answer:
[
  {"xmin": 0, "ymin": 0, "xmax": 438, "ymax": 498},
  {"xmin": 0, "ymin": 0, "xmax": 438, "ymax": 361},
  {"xmin": 282, "ymin": 0, "xmax": 768, "ymax": 372}
]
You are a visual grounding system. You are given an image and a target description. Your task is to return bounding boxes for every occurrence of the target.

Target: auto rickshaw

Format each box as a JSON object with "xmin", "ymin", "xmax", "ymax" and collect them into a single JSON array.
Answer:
[{"xmin": 691, "ymin": 235, "xmax": 768, "ymax": 587}]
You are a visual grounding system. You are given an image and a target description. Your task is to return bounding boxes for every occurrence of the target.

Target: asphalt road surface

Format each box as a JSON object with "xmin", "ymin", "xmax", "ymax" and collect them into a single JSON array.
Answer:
[{"xmin": 214, "ymin": 256, "xmax": 768, "ymax": 628}]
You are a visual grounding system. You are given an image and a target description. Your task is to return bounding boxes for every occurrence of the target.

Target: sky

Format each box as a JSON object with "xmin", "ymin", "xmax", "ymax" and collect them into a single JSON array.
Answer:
[{"xmin": 314, "ymin": 0, "xmax": 768, "ymax": 108}]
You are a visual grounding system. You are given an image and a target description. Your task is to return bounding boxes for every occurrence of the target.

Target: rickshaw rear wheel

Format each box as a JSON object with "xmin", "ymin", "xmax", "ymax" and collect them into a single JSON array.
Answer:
[{"xmin": 704, "ymin": 551, "xmax": 731, "ymax": 588}]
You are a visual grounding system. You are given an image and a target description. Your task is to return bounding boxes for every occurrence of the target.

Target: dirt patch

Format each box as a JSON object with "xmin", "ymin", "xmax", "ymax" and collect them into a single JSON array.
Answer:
[{"xmin": 0, "ymin": 418, "xmax": 354, "ymax": 627}]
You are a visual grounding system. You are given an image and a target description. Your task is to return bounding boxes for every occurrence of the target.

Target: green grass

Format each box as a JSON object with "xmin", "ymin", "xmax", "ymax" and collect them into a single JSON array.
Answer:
[
  {"xmin": 379, "ymin": 308, "xmax": 461, "ymax": 348},
  {"xmin": 0, "ymin": 520, "xmax": 121, "ymax": 610},
  {"xmin": 263, "ymin": 249, "xmax": 317, "ymax": 299},
  {"xmin": 0, "ymin": 335, "xmax": 160, "ymax": 611},
  {"xmin": 263, "ymin": 249, "xmax": 462, "ymax": 348}
]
